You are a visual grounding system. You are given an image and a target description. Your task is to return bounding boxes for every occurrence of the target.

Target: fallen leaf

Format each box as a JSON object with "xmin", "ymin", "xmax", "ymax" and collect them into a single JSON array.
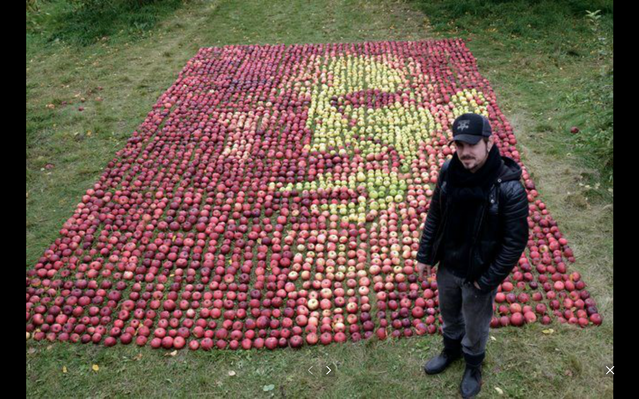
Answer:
[
  {"xmin": 165, "ymin": 350, "xmax": 177, "ymax": 357},
  {"xmin": 62, "ymin": 366, "xmax": 68, "ymax": 374},
  {"xmin": 92, "ymin": 364, "xmax": 100, "ymax": 372},
  {"xmin": 495, "ymin": 387, "xmax": 504, "ymax": 395},
  {"xmin": 228, "ymin": 370, "xmax": 236, "ymax": 376},
  {"xmin": 490, "ymin": 336, "xmax": 497, "ymax": 341},
  {"xmin": 28, "ymin": 348, "xmax": 37, "ymax": 355},
  {"xmin": 542, "ymin": 329, "xmax": 554, "ymax": 335},
  {"xmin": 263, "ymin": 384, "xmax": 275, "ymax": 392},
  {"xmin": 134, "ymin": 353, "xmax": 143, "ymax": 361}
]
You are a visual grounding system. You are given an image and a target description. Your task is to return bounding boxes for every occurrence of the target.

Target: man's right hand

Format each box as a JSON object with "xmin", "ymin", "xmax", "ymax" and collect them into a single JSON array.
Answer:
[{"xmin": 416, "ymin": 262, "xmax": 432, "ymax": 280}]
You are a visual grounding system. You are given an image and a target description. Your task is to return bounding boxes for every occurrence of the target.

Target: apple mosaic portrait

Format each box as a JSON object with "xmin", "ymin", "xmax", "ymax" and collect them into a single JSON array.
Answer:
[
  {"xmin": 278, "ymin": 54, "xmax": 490, "ymax": 225},
  {"xmin": 26, "ymin": 41, "xmax": 602, "ymax": 352}
]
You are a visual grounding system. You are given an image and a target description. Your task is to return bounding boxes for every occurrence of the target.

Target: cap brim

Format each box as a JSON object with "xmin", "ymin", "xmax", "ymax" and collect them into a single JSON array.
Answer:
[{"xmin": 448, "ymin": 134, "xmax": 482, "ymax": 146}]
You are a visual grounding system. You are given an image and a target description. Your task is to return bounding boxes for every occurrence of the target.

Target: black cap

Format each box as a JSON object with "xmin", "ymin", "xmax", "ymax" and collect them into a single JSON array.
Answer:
[{"xmin": 449, "ymin": 113, "xmax": 492, "ymax": 145}]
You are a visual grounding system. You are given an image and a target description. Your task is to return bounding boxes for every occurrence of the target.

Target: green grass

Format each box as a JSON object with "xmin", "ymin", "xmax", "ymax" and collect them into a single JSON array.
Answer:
[
  {"xmin": 26, "ymin": 0, "xmax": 189, "ymax": 46},
  {"xmin": 413, "ymin": 0, "xmax": 614, "ymax": 185},
  {"xmin": 27, "ymin": 1, "xmax": 613, "ymax": 398},
  {"xmin": 26, "ymin": 322, "xmax": 613, "ymax": 398}
]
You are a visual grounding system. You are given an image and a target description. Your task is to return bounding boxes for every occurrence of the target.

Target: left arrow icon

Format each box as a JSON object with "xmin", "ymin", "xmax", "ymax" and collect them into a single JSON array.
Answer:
[{"xmin": 308, "ymin": 366, "xmax": 314, "ymax": 375}]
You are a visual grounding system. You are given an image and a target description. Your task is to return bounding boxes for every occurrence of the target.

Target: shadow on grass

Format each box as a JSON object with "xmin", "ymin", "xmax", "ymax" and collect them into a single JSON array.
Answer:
[{"xmin": 27, "ymin": 0, "xmax": 188, "ymax": 46}]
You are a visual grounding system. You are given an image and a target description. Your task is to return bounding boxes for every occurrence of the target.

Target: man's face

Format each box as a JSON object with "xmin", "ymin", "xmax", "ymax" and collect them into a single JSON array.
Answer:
[{"xmin": 453, "ymin": 138, "xmax": 493, "ymax": 173}]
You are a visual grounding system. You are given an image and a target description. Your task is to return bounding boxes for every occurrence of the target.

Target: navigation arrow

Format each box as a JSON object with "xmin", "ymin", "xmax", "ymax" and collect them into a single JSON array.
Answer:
[
  {"xmin": 326, "ymin": 366, "xmax": 331, "ymax": 375},
  {"xmin": 308, "ymin": 366, "xmax": 314, "ymax": 375}
]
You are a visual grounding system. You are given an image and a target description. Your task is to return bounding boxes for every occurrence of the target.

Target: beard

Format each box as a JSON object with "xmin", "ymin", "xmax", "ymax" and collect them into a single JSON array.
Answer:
[
  {"xmin": 461, "ymin": 157, "xmax": 476, "ymax": 169},
  {"xmin": 461, "ymin": 149, "xmax": 489, "ymax": 172}
]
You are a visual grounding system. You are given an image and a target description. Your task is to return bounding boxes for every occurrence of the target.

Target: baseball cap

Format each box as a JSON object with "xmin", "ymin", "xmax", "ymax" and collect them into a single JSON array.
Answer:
[{"xmin": 449, "ymin": 113, "xmax": 492, "ymax": 145}]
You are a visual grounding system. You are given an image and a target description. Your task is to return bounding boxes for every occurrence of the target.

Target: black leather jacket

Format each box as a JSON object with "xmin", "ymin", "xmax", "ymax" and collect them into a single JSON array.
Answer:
[{"xmin": 416, "ymin": 155, "xmax": 529, "ymax": 293}]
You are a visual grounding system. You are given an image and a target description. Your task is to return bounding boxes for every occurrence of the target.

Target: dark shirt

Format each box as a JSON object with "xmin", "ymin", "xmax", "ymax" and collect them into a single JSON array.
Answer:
[{"xmin": 440, "ymin": 202, "xmax": 480, "ymax": 278}]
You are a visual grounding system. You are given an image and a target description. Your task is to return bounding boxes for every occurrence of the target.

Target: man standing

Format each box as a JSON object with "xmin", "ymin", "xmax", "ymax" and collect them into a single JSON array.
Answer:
[{"xmin": 416, "ymin": 113, "xmax": 529, "ymax": 398}]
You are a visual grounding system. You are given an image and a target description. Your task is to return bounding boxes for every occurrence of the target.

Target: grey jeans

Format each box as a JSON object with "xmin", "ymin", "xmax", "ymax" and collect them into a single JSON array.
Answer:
[{"xmin": 436, "ymin": 265, "xmax": 498, "ymax": 356}]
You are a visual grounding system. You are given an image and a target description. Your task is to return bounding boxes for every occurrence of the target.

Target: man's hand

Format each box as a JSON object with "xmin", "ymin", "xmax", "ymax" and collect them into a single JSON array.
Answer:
[
  {"xmin": 473, "ymin": 281, "xmax": 481, "ymax": 290},
  {"xmin": 416, "ymin": 262, "xmax": 432, "ymax": 280}
]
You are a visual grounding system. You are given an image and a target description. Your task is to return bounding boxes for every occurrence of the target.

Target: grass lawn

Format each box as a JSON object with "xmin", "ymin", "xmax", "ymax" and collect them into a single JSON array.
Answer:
[{"xmin": 27, "ymin": 0, "xmax": 613, "ymax": 397}]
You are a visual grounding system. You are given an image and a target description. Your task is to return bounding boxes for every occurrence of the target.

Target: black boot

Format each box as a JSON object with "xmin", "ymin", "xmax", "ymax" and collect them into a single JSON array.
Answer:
[
  {"xmin": 460, "ymin": 352, "xmax": 485, "ymax": 398},
  {"xmin": 424, "ymin": 335, "xmax": 462, "ymax": 375}
]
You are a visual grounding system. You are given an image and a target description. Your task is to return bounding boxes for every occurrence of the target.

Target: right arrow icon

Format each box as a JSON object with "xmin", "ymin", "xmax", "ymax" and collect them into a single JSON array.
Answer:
[{"xmin": 326, "ymin": 366, "xmax": 331, "ymax": 375}]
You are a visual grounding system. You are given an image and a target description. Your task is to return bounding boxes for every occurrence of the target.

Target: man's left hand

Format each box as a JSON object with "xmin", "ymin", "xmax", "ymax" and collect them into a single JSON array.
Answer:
[{"xmin": 473, "ymin": 281, "xmax": 482, "ymax": 290}]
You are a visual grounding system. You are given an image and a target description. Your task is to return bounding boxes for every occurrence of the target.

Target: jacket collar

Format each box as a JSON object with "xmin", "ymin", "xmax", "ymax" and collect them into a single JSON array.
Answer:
[{"xmin": 496, "ymin": 156, "xmax": 522, "ymax": 182}]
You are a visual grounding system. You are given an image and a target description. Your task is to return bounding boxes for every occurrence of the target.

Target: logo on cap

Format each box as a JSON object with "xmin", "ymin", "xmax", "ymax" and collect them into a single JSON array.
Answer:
[{"xmin": 457, "ymin": 120, "xmax": 470, "ymax": 131}]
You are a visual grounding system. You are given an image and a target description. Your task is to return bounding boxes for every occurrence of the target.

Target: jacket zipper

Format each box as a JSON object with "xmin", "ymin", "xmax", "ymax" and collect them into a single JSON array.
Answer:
[{"xmin": 465, "ymin": 180, "xmax": 501, "ymax": 285}]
